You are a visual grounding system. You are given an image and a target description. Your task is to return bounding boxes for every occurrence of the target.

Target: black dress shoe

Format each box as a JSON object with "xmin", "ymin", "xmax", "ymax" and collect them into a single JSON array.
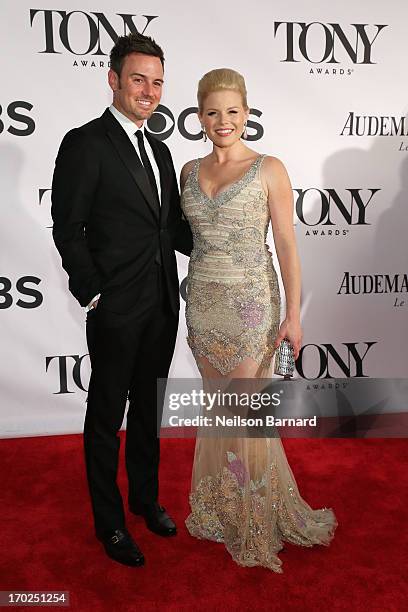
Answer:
[
  {"xmin": 97, "ymin": 528, "xmax": 145, "ymax": 566},
  {"xmin": 130, "ymin": 502, "xmax": 177, "ymax": 537}
]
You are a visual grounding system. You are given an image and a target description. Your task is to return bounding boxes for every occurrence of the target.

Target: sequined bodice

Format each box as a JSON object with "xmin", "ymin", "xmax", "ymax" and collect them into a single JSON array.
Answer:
[{"xmin": 182, "ymin": 155, "xmax": 272, "ymax": 283}]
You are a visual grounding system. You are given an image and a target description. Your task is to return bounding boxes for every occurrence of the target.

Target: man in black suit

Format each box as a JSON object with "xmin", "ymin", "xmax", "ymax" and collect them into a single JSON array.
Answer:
[{"xmin": 51, "ymin": 33, "xmax": 192, "ymax": 567}]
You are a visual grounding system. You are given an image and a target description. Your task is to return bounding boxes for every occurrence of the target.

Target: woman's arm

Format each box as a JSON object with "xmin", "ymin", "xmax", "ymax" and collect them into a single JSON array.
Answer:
[{"xmin": 262, "ymin": 156, "xmax": 303, "ymax": 359}]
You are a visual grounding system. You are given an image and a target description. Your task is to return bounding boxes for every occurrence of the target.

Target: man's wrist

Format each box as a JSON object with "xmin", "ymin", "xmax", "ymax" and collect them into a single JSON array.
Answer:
[{"xmin": 86, "ymin": 293, "xmax": 101, "ymax": 311}]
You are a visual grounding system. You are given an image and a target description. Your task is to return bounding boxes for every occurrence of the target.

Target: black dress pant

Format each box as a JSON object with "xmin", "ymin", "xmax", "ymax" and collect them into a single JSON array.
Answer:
[{"xmin": 84, "ymin": 263, "xmax": 178, "ymax": 537}]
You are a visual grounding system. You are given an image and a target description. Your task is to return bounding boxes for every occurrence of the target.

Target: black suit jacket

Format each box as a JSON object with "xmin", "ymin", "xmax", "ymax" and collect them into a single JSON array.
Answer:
[{"xmin": 51, "ymin": 108, "xmax": 193, "ymax": 314}]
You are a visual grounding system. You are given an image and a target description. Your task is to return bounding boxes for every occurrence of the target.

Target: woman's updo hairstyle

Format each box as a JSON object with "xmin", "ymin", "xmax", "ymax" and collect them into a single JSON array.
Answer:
[{"xmin": 197, "ymin": 68, "xmax": 248, "ymax": 112}]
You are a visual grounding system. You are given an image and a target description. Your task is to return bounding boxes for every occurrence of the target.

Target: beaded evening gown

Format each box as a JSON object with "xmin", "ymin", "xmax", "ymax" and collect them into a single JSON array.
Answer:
[{"xmin": 181, "ymin": 155, "xmax": 337, "ymax": 572}]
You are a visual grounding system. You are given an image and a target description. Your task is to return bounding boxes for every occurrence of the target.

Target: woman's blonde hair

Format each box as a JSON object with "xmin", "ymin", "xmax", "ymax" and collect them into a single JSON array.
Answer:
[{"xmin": 197, "ymin": 68, "xmax": 248, "ymax": 112}]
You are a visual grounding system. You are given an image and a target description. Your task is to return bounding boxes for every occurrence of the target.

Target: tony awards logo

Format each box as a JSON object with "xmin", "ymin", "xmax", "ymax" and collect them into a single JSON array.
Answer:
[
  {"xmin": 294, "ymin": 188, "xmax": 380, "ymax": 237},
  {"xmin": 29, "ymin": 10, "xmax": 158, "ymax": 67},
  {"xmin": 273, "ymin": 22, "xmax": 388, "ymax": 76},
  {"xmin": 296, "ymin": 342, "xmax": 376, "ymax": 380}
]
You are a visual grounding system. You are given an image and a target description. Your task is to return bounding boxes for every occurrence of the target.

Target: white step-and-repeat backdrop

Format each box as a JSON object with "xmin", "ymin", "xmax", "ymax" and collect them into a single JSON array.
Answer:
[{"xmin": 1, "ymin": 1, "xmax": 407, "ymax": 436}]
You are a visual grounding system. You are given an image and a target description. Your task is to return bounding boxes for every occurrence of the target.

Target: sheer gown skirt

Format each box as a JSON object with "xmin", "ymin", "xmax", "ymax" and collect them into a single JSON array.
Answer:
[{"xmin": 185, "ymin": 353, "xmax": 338, "ymax": 574}]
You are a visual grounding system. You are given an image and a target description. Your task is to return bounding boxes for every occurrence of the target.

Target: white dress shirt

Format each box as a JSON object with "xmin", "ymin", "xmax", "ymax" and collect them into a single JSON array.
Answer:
[
  {"xmin": 86, "ymin": 105, "xmax": 162, "ymax": 311},
  {"xmin": 109, "ymin": 104, "xmax": 162, "ymax": 203}
]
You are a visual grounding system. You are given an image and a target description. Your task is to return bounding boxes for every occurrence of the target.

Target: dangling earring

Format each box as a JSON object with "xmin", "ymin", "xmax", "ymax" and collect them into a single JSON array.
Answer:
[
  {"xmin": 242, "ymin": 122, "xmax": 248, "ymax": 140},
  {"xmin": 201, "ymin": 126, "xmax": 207, "ymax": 142}
]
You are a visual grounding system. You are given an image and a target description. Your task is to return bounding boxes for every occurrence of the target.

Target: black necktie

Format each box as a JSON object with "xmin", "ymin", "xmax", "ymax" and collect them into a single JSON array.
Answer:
[
  {"xmin": 135, "ymin": 130, "xmax": 160, "ymax": 209},
  {"xmin": 136, "ymin": 130, "xmax": 162, "ymax": 265}
]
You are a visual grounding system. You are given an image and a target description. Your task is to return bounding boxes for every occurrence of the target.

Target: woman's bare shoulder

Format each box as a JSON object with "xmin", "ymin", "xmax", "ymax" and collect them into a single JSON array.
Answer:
[
  {"xmin": 261, "ymin": 155, "xmax": 291, "ymax": 185},
  {"xmin": 261, "ymin": 155, "xmax": 288, "ymax": 174}
]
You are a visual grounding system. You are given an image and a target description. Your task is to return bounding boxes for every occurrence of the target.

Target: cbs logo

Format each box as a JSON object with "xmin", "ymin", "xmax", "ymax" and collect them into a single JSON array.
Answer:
[
  {"xmin": 146, "ymin": 105, "xmax": 264, "ymax": 141},
  {"xmin": 0, "ymin": 276, "xmax": 43, "ymax": 309},
  {"xmin": 0, "ymin": 102, "xmax": 36, "ymax": 136}
]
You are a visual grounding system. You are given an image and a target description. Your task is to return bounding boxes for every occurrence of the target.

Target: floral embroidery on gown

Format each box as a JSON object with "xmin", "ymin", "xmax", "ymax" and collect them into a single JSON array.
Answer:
[{"xmin": 181, "ymin": 155, "xmax": 337, "ymax": 572}]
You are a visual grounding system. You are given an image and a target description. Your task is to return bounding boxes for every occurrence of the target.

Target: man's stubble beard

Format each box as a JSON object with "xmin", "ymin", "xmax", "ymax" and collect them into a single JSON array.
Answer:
[{"xmin": 129, "ymin": 99, "xmax": 159, "ymax": 124}]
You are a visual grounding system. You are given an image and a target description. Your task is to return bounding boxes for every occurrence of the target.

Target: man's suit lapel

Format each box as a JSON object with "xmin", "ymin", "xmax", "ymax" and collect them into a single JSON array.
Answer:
[
  {"xmin": 145, "ymin": 130, "xmax": 171, "ymax": 225},
  {"xmin": 102, "ymin": 109, "xmax": 160, "ymax": 223}
]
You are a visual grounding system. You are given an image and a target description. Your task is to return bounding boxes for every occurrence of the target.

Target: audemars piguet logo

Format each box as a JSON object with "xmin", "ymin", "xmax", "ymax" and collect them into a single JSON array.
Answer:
[
  {"xmin": 294, "ymin": 188, "xmax": 380, "ymax": 236},
  {"xmin": 338, "ymin": 272, "xmax": 408, "ymax": 309},
  {"xmin": 273, "ymin": 22, "xmax": 388, "ymax": 76},
  {"xmin": 340, "ymin": 112, "xmax": 408, "ymax": 152},
  {"xmin": 29, "ymin": 10, "xmax": 158, "ymax": 66}
]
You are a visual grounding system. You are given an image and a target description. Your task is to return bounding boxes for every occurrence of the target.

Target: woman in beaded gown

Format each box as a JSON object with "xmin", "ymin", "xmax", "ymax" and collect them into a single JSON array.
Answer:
[{"xmin": 180, "ymin": 69, "xmax": 337, "ymax": 573}]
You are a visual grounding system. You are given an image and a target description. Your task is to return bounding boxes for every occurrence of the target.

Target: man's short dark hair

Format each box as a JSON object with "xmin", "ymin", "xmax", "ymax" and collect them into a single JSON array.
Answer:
[{"xmin": 110, "ymin": 32, "xmax": 165, "ymax": 77}]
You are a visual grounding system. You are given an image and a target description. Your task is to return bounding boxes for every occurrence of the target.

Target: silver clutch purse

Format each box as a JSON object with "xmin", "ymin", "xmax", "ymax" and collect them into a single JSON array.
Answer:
[{"xmin": 274, "ymin": 339, "xmax": 295, "ymax": 378}]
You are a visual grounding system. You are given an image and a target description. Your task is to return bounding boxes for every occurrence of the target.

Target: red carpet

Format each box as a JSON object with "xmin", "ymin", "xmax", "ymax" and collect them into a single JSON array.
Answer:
[{"xmin": 1, "ymin": 434, "xmax": 407, "ymax": 611}]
